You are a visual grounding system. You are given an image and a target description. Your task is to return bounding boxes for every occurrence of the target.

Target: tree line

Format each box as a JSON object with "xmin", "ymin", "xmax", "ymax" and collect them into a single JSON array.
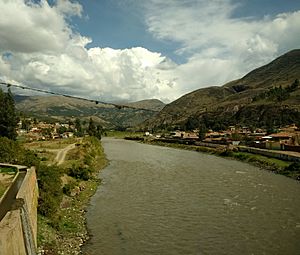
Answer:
[
  {"xmin": 0, "ymin": 88, "xmax": 18, "ymax": 140},
  {"xmin": 253, "ymin": 79, "xmax": 299, "ymax": 102},
  {"xmin": 0, "ymin": 87, "xmax": 104, "ymax": 218}
]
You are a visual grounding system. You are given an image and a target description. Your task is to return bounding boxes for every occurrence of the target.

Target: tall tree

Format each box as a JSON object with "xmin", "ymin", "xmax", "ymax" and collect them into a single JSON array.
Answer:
[
  {"xmin": 21, "ymin": 119, "xmax": 31, "ymax": 131},
  {"xmin": 198, "ymin": 123, "xmax": 207, "ymax": 141},
  {"xmin": 96, "ymin": 124, "xmax": 103, "ymax": 140},
  {"xmin": 75, "ymin": 118, "xmax": 83, "ymax": 137},
  {"xmin": 87, "ymin": 117, "xmax": 96, "ymax": 137},
  {"xmin": 0, "ymin": 88, "xmax": 18, "ymax": 140}
]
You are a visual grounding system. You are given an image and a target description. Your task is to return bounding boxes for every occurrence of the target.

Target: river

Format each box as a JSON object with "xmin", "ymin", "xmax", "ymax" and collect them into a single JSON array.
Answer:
[{"xmin": 83, "ymin": 138, "xmax": 300, "ymax": 255}]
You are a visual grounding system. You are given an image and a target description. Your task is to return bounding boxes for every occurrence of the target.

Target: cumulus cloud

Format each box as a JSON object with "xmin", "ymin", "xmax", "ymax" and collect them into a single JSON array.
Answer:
[
  {"xmin": 0, "ymin": 0, "xmax": 179, "ymax": 102},
  {"xmin": 0, "ymin": 0, "xmax": 299, "ymax": 103},
  {"xmin": 0, "ymin": 0, "xmax": 78, "ymax": 53},
  {"xmin": 144, "ymin": 0, "xmax": 300, "ymax": 94}
]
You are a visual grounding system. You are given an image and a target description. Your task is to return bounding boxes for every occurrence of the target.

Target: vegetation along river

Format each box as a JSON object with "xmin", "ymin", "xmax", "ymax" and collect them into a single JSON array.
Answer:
[{"xmin": 83, "ymin": 138, "xmax": 300, "ymax": 255}]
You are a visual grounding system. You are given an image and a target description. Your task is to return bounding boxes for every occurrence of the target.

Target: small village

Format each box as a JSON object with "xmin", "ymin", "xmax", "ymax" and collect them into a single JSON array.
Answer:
[
  {"xmin": 18, "ymin": 118, "xmax": 300, "ymax": 154},
  {"xmin": 17, "ymin": 119, "xmax": 76, "ymax": 141},
  {"xmin": 144, "ymin": 124, "xmax": 300, "ymax": 154},
  {"xmin": 1, "ymin": 2, "xmax": 300, "ymax": 255}
]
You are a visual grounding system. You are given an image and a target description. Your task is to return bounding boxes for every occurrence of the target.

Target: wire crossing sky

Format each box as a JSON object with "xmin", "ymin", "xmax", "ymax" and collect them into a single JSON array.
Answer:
[
  {"xmin": 0, "ymin": 81, "xmax": 159, "ymax": 112},
  {"xmin": 0, "ymin": 0, "xmax": 300, "ymax": 103}
]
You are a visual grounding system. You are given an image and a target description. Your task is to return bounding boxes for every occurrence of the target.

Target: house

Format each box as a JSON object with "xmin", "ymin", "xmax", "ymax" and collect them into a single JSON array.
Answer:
[
  {"xmin": 262, "ymin": 132, "xmax": 293, "ymax": 150},
  {"xmin": 279, "ymin": 124, "xmax": 298, "ymax": 133},
  {"xmin": 269, "ymin": 132, "xmax": 293, "ymax": 142},
  {"xmin": 170, "ymin": 131, "xmax": 199, "ymax": 140},
  {"xmin": 182, "ymin": 132, "xmax": 199, "ymax": 140},
  {"xmin": 170, "ymin": 131, "xmax": 184, "ymax": 138}
]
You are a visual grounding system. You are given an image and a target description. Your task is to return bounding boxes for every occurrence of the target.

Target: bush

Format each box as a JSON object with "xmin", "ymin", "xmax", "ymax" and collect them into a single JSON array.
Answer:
[
  {"xmin": 83, "ymin": 154, "xmax": 93, "ymax": 165},
  {"xmin": 284, "ymin": 162, "xmax": 300, "ymax": 172},
  {"xmin": 63, "ymin": 180, "xmax": 77, "ymax": 196},
  {"xmin": 218, "ymin": 150, "xmax": 233, "ymax": 157},
  {"xmin": 233, "ymin": 153, "xmax": 249, "ymax": 161},
  {"xmin": 0, "ymin": 137, "xmax": 40, "ymax": 168},
  {"xmin": 68, "ymin": 164, "xmax": 91, "ymax": 181},
  {"xmin": 37, "ymin": 165, "xmax": 63, "ymax": 216}
]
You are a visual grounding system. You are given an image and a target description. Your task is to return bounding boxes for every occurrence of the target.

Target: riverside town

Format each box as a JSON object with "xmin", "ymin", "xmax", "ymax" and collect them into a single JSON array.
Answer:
[{"xmin": 1, "ymin": 1, "xmax": 300, "ymax": 255}]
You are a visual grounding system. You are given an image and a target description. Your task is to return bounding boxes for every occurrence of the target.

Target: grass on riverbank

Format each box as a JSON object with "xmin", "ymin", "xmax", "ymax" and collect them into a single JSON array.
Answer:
[
  {"xmin": 145, "ymin": 139, "xmax": 299, "ymax": 180},
  {"xmin": 0, "ymin": 167, "xmax": 16, "ymax": 197},
  {"xmin": 36, "ymin": 137, "xmax": 107, "ymax": 255},
  {"xmin": 24, "ymin": 138, "xmax": 78, "ymax": 150},
  {"xmin": 24, "ymin": 138, "xmax": 78, "ymax": 165},
  {"xmin": 105, "ymin": 130, "xmax": 144, "ymax": 139}
]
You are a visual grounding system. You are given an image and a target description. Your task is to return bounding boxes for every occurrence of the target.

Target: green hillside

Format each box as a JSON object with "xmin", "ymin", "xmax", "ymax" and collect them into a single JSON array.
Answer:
[
  {"xmin": 15, "ymin": 95, "xmax": 165, "ymax": 129},
  {"xmin": 143, "ymin": 49, "xmax": 300, "ymax": 130}
]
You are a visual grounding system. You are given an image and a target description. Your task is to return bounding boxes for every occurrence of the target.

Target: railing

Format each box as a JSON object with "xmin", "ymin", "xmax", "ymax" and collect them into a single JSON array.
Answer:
[
  {"xmin": 0, "ymin": 164, "xmax": 27, "ymax": 221},
  {"xmin": 0, "ymin": 164, "xmax": 37, "ymax": 255}
]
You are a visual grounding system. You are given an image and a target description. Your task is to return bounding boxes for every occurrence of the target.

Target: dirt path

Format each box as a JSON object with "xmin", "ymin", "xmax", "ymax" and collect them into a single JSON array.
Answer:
[{"xmin": 54, "ymin": 143, "xmax": 76, "ymax": 165}]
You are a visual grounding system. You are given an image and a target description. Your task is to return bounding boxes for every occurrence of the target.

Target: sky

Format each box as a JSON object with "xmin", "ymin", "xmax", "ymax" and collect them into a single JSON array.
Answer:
[{"xmin": 0, "ymin": 0, "xmax": 300, "ymax": 103}]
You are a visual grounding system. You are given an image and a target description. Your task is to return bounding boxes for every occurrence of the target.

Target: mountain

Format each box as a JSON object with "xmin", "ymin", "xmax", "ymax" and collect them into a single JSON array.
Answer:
[
  {"xmin": 125, "ymin": 99, "xmax": 165, "ymax": 112},
  {"xmin": 15, "ymin": 95, "xmax": 165, "ymax": 128},
  {"xmin": 143, "ymin": 49, "xmax": 300, "ymax": 130}
]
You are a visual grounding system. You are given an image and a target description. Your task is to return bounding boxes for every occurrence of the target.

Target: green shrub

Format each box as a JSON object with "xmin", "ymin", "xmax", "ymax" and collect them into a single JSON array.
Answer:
[
  {"xmin": 0, "ymin": 137, "xmax": 40, "ymax": 168},
  {"xmin": 233, "ymin": 153, "xmax": 250, "ymax": 161},
  {"xmin": 284, "ymin": 162, "xmax": 300, "ymax": 172},
  {"xmin": 63, "ymin": 180, "xmax": 77, "ymax": 196},
  {"xmin": 218, "ymin": 150, "xmax": 233, "ymax": 157},
  {"xmin": 68, "ymin": 164, "xmax": 91, "ymax": 181},
  {"xmin": 37, "ymin": 165, "xmax": 63, "ymax": 216},
  {"xmin": 83, "ymin": 154, "xmax": 93, "ymax": 165}
]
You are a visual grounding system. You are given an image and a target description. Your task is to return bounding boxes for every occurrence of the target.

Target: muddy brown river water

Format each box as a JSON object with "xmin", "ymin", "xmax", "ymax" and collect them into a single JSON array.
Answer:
[{"xmin": 83, "ymin": 138, "xmax": 300, "ymax": 255}]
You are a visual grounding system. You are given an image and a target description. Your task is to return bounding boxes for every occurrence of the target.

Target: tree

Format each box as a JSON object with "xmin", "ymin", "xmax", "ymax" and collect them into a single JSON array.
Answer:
[
  {"xmin": 21, "ymin": 119, "xmax": 31, "ymax": 131},
  {"xmin": 96, "ymin": 124, "xmax": 103, "ymax": 140},
  {"xmin": 198, "ymin": 123, "xmax": 207, "ymax": 141},
  {"xmin": 75, "ymin": 118, "xmax": 82, "ymax": 135},
  {"xmin": 287, "ymin": 79, "xmax": 299, "ymax": 92},
  {"xmin": 0, "ymin": 88, "xmax": 18, "ymax": 140},
  {"xmin": 266, "ymin": 118, "xmax": 275, "ymax": 134},
  {"xmin": 231, "ymin": 132, "xmax": 242, "ymax": 141},
  {"xmin": 57, "ymin": 126, "xmax": 67, "ymax": 134},
  {"xmin": 87, "ymin": 117, "xmax": 96, "ymax": 137},
  {"xmin": 185, "ymin": 117, "xmax": 199, "ymax": 131}
]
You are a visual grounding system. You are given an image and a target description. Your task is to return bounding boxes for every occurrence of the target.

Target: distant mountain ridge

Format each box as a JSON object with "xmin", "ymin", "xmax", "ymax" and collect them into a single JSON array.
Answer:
[
  {"xmin": 13, "ymin": 50, "xmax": 300, "ymax": 130},
  {"xmin": 143, "ymin": 49, "xmax": 300, "ymax": 130},
  {"xmin": 15, "ymin": 95, "xmax": 165, "ymax": 128},
  {"xmin": 125, "ymin": 99, "xmax": 165, "ymax": 112}
]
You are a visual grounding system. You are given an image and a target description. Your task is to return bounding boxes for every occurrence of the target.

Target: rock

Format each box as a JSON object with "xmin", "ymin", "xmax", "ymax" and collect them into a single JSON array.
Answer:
[{"xmin": 70, "ymin": 186, "xmax": 80, "ymax": 197}]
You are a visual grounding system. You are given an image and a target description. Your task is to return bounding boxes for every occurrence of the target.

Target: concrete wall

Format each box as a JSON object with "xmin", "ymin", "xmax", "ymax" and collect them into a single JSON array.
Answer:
[
  {"xmin": 0, "ymin": 166, "xmax": 38, "ymax": 255},
  {"xmin": 0, "ymin": 210, "xmax": 26, "ymax": 255},
  {"xmin": 17, "ymin": 167, "xmax": 38, "ymax": 248},
  {"xmin": 239, "ymin": 146, "xmax": 300, "ymax": 162},
  {"xmin": 195, "ymin": 141, "xmax": 227, "ymax": 149}
]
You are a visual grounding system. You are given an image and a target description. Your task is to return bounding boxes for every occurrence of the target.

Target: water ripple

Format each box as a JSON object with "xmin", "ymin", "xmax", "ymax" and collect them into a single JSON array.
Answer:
[{"xmin": 83, "ymin": 138, "xmax": 300, "ymax": 255}]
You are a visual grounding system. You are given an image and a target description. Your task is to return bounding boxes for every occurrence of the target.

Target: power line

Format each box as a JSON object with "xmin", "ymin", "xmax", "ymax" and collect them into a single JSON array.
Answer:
[{"xmin": 0, "ymin": 81, "xmax": 159, "ymax": 112}]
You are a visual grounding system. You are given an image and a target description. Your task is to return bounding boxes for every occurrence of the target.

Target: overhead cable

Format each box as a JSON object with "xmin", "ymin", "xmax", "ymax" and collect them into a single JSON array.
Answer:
[{"xmin": 0, "ymin": 81, "xmax": 159, "ymax": 112}]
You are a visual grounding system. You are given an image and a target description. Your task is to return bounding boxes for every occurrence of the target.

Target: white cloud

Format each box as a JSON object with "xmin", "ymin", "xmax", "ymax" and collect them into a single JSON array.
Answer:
[
  {"xmin": 55, "ymin": 0, "xmax": 82, "ymax": 17},
  {"xmin": 0, "ymin": 0, "xmax": 179, "ymax": 102},
  {"xmin": 0, "ymin": 0, "xmax": 77, "ymax": 53},
  {"xmin": 144, "ymin": 0, "xmax": 300, "ymax": 94},
  {"xmin": 0, "ymin": 0, "xmax": 299, "ymax": 103}
]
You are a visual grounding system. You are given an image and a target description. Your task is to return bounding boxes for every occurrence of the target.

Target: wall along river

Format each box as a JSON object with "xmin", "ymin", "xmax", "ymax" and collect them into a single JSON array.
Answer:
[{"xmin": 83, "ymin": 138, "xmax": 300, "ymax": 255}]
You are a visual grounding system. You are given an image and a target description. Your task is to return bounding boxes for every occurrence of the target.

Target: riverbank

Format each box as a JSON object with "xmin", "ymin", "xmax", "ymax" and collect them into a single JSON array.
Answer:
[
  {"xmin": 26, "ymin": 137, "xmax": 107, "ymax": 255},
  {"xmin": 143, "ymin": 139, "xmax": 300, "ymax": 181},
  {"xmin": 37, "ymin": 176, "xmax": 101, "ymax": 254},
  {"xmin": 79, "ymin": 137, "xmax": 300, "ymax": 255}
]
